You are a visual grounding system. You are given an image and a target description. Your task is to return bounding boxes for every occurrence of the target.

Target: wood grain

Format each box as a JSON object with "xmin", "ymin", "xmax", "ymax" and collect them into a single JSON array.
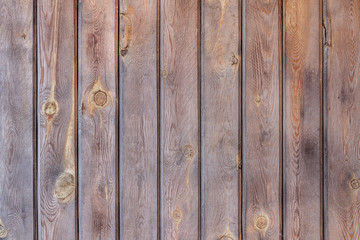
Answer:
[
  {"xmin": 202, "ymin": 0, "xmax": 240, "ymax": 239},
  {"xmin": 78, "ymin": 0, "xmax": 117, "ymax": 239},
  {"xmin": 325, "ymin": 0, "xmax": 360, "ymax": 238},
  {"xmin": 0, "ymin": 0, "xmax": 34, "ymax": 239},
  {"xmin": 119, "ymin": 0, "xmax": 158, "ymax": 239},
  {"xmin": 38, "ymin": 0, "xmax": 76, "ymax": 238},
  {"xmin": 283, "ymin": 0, "xmax": 322, "ymax": 239},
  {"xmin": 160, "ymin": 0, "xmax": 199, "ymax": 238},
  {"xmin": 243, "ymin": 0, "xmax": 281, "ymax": 238}
]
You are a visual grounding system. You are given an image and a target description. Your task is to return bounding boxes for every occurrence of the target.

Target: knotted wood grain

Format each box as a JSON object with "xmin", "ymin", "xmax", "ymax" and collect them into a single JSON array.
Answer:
[
  {"xmin": 0, "ymin": 0, "xmax": 34, "ymax": 239},
  {"xmin": 202, "ymin": 0, "xmax": 241, "ymax": 239},
  {"xmin": 38, "ymin": 0, "xmax": 77, "ymax": 238}
]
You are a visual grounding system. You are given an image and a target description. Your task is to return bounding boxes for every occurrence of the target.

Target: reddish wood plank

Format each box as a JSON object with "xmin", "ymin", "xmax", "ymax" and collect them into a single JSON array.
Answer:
[
  {"xmin": 38, "ymin": 0, "xmax": 76, "ymax": 238},
  {"xmin": 325, "ymin": 0, "xmax": 360, "ymax": 238},
  {"xmin": 284, "ymin": 0, "xmax": 322, "ymax": 238},
  {"xmin": 243, "ymin": 0, "xmax": 281, "ymax": 238},
  {"xmin": 202, "ymin": 0, "xmax": 240, "ymax": 239},
  {"xmin": 0, "ymin": 0, "xmax": 34, "ymax": 239},
  {"xmin": 160, "ymin": 0, "xmax": 200, "ymax": 238},
  {"xmin": 78, "ymin": 0, "xmax": 117, "ymax": 239},
  {"xmin": 119, "ymin": 0, "xmax": 158, "ymax": 239}
]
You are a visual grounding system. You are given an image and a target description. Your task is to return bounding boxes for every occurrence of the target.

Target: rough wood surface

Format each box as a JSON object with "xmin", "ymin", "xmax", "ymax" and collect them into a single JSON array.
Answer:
[
  {"xmin": 283, "ymin": 0, "xmax": 322, "ymax": 239},
  {"xmin": 38, "ymin": 0, "xmax": 76, "ymax": 238},
  {"xmin": 325, "ymin": 0, "xmax": 360, "ymax": 238},
  {"xmin": 78, "ymin": 0, "xmax": 117, "ymax": 239},
  {"xmin": 0, "ymin": 0, "xmax": 34, "ymax": 239},
  {"xmin": 243, "ymin": 0, "xmax": 281, "ymax": 238},
  {"xmin": 160, "ymin": 0, "xmax": 199, "ymax": 238},
  {"xmin": 202, "ymin": 0, "xmax": 240, "ymax": 239},
  {"xmin": 119, "ymin": 0, "xmax": 158, "ymax": 239}
]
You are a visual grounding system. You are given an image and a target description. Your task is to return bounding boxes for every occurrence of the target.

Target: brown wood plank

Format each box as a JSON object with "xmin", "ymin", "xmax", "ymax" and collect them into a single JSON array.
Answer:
[
  {"xmin": 160, "ymin": 0, "xmax": 200, "ymax": 238},
  {"xmin": 78, "ymin": 0, "xmax": 117, "ymax": 239},
  {"xmin": 38, "ymin": 0, "xmax": 77, "ymax": 238},
  {"xmin": 283, "ymin": 0, "xmax": 322, "ymax": 238},
  {"xmin": 0, "ymin": 0, "xmax": 34, "ymax": 239},
  {"xmin": 119, "ymin": 0, "xmax": 158, "ymax": 239},
  {"xmin": 325, "ymin": 0, "xmax": 360, "ymax": 238},
  {"xmin": 202, "ymin": 0, "xmax": 240, "ymax": 239},
  {"xmin": 243, "ymin": 0, "xmax": 282, "ymax": 238}
]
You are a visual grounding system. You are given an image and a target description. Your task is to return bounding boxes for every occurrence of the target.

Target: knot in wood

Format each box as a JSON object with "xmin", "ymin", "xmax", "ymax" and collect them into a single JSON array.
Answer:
[
  {"xmin": 255, "ymin": 96, "xmax": 261, "ymax": 105},
  {"xmin": 255, "ymin": 216, "xmax": 268, "ymax": 230},
  {"xmin": 94, "ymin": 90, "xmax": 108, "ymax": 107},
  {"xmin": 0, "ymin": 219, "xmax": 7, "ymax": 238},
  {"xmin": 350, "ymin": 179, "xmax": 360, "ymax": 189},
  {"xmin": 219, "ymin": 236, "xmax": 234, "ymax": 240},
  {"xmin": 183, "ymin": 144, "xmax": 195, "ymax": 159},
  {"xmin": 172, "ymin": 207, "xmax": 183, "ymax": 223},
  {"xmin": 231, "ymin": 55, "xmax": 238, "ymax": 65},
  {"xmin": 44, "ymin": 101, "xmax": 58, "ymax": 116},
  {"xmin": 55, "ymin": 172, "xmax": 75, "ymax": 204}
]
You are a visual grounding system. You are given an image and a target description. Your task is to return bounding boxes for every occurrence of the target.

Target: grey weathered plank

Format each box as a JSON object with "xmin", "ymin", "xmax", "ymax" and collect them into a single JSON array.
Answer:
[
  {"xmin": 0, "ymin": 0, "xmax": 34, "ymax": 239},
  {"xmin": 119, "ymin": 0, "xmax": 158, "ymax": 239},
  {"xmin": 160, "ymin": 0, "xmax": 200, "ymax": 238},
  {"xmin": 243, "ymin": 0, "xmax": 282, "ymax": 238},
  {"xmin": 202, "ymin": 0, "xmax": 240, "ymax": 239},
  {"xmin": 78, "ymin": 0, "xmax": 117, "ymax": 239},
  {"xmin": 38, "ymin": 0, "xmax": 76, "ymax": 238},
  {"xmin": 325, "ymin": 0, "xmax": 360, "ymax": 238}
]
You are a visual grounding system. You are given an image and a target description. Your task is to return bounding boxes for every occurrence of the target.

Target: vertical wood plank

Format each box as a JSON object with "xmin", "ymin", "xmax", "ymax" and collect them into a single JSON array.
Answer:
[
  {"xmin": 160, "ymin": 0, "xmax": 200, "ymax": 238},
  {"xmin": 325, "ymin": 0, "xmax": 360, "ymax": 238},
  {"xmin": 38, "ymin": 0, "xmax": 76, "ymax": 238},
  {"xmin": 202, "ymin": 0, "xmax": 240, "ymax": 239},
  {"xmin": 119, "ymin": 0, "xmax": 158, "ymax": 239},
  {"xmin": 243, "ymin": 0, "xmax": 282, "ymax": 238},
  {"xmin": 284, "ymin": 0, "xmax": 322, "ymax": 238},
  {"xmin": 0, "ymin": 0, "xmax": 34, "ymax": 239},
  {"xmin": 78, "ymin": 0, "xmax": 117, "ymax": 238}
]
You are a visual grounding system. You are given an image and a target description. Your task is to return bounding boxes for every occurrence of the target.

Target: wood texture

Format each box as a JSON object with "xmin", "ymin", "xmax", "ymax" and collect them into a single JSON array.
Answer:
[
  {"xmin": 202, "ymin": 0, "xmax": 240, "ymax": 239},
  {"xmin": 243, "ymin": 0, "xmax": 281, "ymax": 238},
  {"xmin": 0, "ymin": 0, "xmax": 34, "ymax": 239},
  {"xmin": 325, "ymin": 0, "xmax": 360, "ymax": 238},
  {"xmin": 119, "ymin": 0, "xmax": 158, "ymax": 239},
  {"xmin": 283, "ymin": 0, "xmax": 322, "ymax": 239},
  {"xmin": 38, "ymin": 0, "xmax": 76, "ymax": 238},
  {"xmin": 160, "ymin": 0, "xmax": 199, "ymax": 238},
  {"xmin": 78, "ymin": 0, "xmax": 117, "ymax": 239}
]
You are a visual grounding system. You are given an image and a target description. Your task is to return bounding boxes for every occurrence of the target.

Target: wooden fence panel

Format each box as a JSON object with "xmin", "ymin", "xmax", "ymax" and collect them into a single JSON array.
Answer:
[
  {"xmin": 283, "ymin": 0, "xmax": 322, "ymax": 238},
  {"xmin": 0, "ymin": 0, "xmax": 34, "ymax": 239},
  {"xmin": 119, "ymin": 0, "xmax": 158, "ymax": 239},
  {"xmin": 201, "ymin": 0, "xmax": 240, "ymax": 239},
  {"xmin": 325, "ymin": 0, "xmax": 360, "ymax": 238},
  {"xmin": 160, "ymin": 0, "xmax": 200, "ymax": 238},
  {"xmin": 38, "ymin": 0, "xmax": 76, "ymax": 238},
  {"xmin": 78, "ymin": 0, "xmax": 117, "ymax": 239},
  {"xmin": 243, "ymin": 0, "xmax": 282, "ymax": 238}
]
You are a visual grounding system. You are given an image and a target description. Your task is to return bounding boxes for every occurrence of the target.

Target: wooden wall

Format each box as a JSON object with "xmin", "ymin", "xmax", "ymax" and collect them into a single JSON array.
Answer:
[{"xmin": 0, "ymin": 0, "xmax": 360, "ymax": 239}]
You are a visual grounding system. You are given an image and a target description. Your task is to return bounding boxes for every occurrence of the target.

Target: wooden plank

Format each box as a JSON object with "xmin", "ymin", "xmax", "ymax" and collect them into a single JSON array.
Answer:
[
  {"xmin": 38, "ymin": 0, "xmax": 76, "ymax": 238},
  {"xmin": 243, "ymin": 0, "xmax": 281, "ymax": 238},
  {"xmin": 160, "ymin": 0, "xmax": 199, "ymax": 238},
  {"xmin": 283, "ymin": 0, "xmax": 322, "ymax": 238},
  {"xmin": 78, "ymin": 0, "xmax": 117, "ymax": 239},
  {"xmin": 119, "ymin": 0, "xmax": 158, "ymax": 239},
  {"xmin": 202, "ymin": 0, "xmax": 240, "ymax": 239},
  {"xmin": 325, "ymin": 0, "xmax": 360, "ymax": 238},
  {"xmin": 0, "ymin": 0, "xmax": 34, "ymax": 239}
]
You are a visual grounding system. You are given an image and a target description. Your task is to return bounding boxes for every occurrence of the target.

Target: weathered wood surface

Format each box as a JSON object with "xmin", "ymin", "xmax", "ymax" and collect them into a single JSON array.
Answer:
[
  {"xmin": 283, "ymin": 0, "xmax": 322, "ymax": 239},
  {"xmin": 78, "ymin": 0, "xmax": 117, "ymax": 239},
  {"xmin": 160, "ymin": 0, "xmax": 200, "ymax": 238},
  {"xmin": 325, "ymin": 0, "xmax": 360, "ymax": 238},
  {"xmin": 38, "ymin": 0, "xmax": 76, "ymax": 238},
  {"xmin": 0, "ymin": 0, "xmax": 34, "ymax": 239},
  {"xmin": 119, "ymin": 0, "xmax": 158, "ymax": 239},
  {"xmin": 243, "ymin": 0, "xmax": 281, "ymax": 238},
  {"xmin": 202, "ymin": 0, "xmax": 240, "ymax": 239}
]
